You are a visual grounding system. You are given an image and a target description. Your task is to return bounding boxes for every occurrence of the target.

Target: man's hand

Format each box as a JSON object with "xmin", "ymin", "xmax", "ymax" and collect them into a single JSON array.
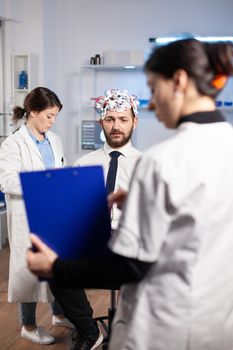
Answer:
[
  {"xmin": 108, "ymin": 189, "xmax": 128, "ymax": 210},
  {"xmin": 27, "ymin": 234, "xmax": 58, "ymax": 278}
]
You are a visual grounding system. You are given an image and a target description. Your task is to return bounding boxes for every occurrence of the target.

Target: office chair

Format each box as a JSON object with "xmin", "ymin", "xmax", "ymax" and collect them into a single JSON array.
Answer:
[{"xmin": 94, "ymin": 289, "xmax": 118, "ymax": 349}]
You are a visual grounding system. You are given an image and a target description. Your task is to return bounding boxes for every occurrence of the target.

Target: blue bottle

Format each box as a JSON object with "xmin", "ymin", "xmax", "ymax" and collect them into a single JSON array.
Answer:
[{"xmin": 19, "ymin": 70, "xmax": 28, "ymax": 89}]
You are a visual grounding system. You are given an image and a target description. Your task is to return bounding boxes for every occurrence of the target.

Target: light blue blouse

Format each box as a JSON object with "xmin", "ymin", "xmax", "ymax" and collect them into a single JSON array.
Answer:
[{"xmin": 28, "ymin": 129, "xmax": 55, "ymax": 169}]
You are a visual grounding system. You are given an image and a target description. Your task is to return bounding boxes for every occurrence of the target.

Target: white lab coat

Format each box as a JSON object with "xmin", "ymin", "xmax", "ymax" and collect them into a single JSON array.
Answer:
[
  {"xmin": 109, "ymin": 119, "xmax": 233, "ymax": 349},
  {"xmin": 0, "ymin": 124, "xmax": 65, "ymax": 302}
]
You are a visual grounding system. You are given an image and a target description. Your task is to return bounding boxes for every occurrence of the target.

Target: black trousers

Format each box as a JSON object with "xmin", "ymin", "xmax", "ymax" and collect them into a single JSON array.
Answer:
[{"xmin": 49, "ymin": 280, "xmax": 97, "ymax": 338}]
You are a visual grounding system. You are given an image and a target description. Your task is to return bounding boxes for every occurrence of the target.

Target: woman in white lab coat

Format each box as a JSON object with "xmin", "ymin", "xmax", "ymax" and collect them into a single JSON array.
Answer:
[
  {"xmin": 27, "ymin": 39, "xmax": 233, "ymax": 350},
  {"xmin": 0, "ymin": 87, "xmax": 71, "ymax": 345}
]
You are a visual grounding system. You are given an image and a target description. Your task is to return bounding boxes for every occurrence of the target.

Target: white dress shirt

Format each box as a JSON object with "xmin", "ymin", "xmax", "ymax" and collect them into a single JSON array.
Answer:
[{"xmin": 74, "ymin": 141, "xmax": 141, "ymax": 230}]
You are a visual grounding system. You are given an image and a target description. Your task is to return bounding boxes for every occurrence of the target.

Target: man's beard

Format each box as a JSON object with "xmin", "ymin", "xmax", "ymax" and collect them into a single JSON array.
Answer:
[{"xmin": 103, "ymin": 127, "xmax": 134, "ymax": 148}]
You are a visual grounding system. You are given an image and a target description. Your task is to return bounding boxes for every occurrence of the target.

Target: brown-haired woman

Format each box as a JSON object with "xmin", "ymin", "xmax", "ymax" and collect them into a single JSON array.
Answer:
[{"xmin": 0, "ymin": 87, "xmax": 73, "ymax": 345}]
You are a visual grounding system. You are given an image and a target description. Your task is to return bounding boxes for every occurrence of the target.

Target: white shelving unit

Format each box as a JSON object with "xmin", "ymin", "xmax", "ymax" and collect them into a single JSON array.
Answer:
[
  {"xmin": 216, "ymin": 77, "xmax": 233, "ymax": 123},
  {"xmin": 11, "ymin": 54, "xmax": 37, "ymax": 107},
  {"xmin": 75, "ymin": 65, "xmax": 233, "ymax": 160},
  {"xmin": 79, "ymin": 64, "xmax": 147, "ymax": 109},
  {"xmin": 80, "ymin": 64, "xmax": 144, "ymax": 71}
]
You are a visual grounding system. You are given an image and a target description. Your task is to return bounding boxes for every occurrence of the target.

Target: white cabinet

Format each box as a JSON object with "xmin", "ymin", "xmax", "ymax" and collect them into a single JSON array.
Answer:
[{"xmin": 11, "ymin": 54, "xmax": 37, "ymax": 107}]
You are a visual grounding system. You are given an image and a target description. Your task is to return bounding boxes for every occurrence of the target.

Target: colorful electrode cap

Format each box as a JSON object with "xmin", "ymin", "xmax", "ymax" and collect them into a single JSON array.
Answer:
[{"xmin": 94, "ymin": 89, "xmax": 140, "ymax": 119}]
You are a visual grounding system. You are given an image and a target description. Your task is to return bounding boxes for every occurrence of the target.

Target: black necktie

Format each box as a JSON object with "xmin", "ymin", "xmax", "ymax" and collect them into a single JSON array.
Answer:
[{"xmin": 106, "ymin": 151, "xmax": 121, "ymax": 195}]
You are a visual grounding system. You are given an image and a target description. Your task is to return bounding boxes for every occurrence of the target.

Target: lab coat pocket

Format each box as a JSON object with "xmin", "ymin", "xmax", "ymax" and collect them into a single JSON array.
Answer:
[{"xmin": 7, "ymin": 196, "xmax": 30, "ymax": 248}]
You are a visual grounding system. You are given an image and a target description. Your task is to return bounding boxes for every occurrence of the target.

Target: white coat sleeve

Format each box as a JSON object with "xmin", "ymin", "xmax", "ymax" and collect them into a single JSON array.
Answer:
[
  {"xmin": 0, "ymin": 137, "xmax": 23, "ymax": 195},
  {"xmin": 73, "ymin": 159, "xmax": 80, "ymax": 166},
  {"xmin": 109, "ymin": 156, "xmax": 172, "ymax": 262}
]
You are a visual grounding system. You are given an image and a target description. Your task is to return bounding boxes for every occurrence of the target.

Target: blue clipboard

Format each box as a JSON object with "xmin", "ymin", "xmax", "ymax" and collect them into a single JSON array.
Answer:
[{"xmin": 20, "ymin": 166, "xmax": 111, "ymax": 259}]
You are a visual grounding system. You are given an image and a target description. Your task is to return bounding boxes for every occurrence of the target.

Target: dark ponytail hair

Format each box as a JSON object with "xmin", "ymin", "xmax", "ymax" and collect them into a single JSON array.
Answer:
[
  {"xmin": 12, "ymin": 87, "xmax": 63, "ymax": 124},
  {"xmin": 144, "ymin": 38, "xmax": 233, "ymax": 98},
  {"xmin": 12, "ymin": 106, "xmax": 25, "ymax": 122}
]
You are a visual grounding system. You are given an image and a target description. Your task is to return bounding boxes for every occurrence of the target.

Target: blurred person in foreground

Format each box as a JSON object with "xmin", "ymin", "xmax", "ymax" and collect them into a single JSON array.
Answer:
[{"xmin": 27, "ymin": 39, "xmax": 233, "ymax": 350}]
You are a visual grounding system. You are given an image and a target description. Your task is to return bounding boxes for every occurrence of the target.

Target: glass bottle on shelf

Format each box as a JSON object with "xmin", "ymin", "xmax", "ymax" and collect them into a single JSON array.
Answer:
[
  {"xmin": 149, "ymin": 37, "xmax": 156, "ymax": 53},
  {"xmin": 18, "ymin": 70, "xmax": 28, "ymax": 89}
]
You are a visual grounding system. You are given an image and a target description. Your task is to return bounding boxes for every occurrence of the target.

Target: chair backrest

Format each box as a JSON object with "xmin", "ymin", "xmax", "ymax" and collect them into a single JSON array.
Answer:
[
  {"xmin": 0, "ymin": 191, "xmax": 6, "ymax": 211},
  {"xmin": 0, "ymin": 191, "xmax": 4, "ymax": 202}
]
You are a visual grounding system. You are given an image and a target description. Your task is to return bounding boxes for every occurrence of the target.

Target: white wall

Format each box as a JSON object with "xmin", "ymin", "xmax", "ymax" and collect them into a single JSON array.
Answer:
[
  {"xmin": 0, "ymin": 0, "xmax": 22, "ymax": 21},
  {"xmin": 3, "ymin": 0, "xmax": 233, "ymax": 162},
  {"xmin": 0, "ymin": 0, "xmax": 43, "ymax": 126},
  {"xmin": 6, "ymin": 0, "xmax": 43, "ymax": 84}
]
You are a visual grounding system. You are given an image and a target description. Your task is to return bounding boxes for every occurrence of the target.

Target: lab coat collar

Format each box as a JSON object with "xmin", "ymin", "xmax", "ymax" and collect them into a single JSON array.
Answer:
[
  {"xmin": 28, "ymin": 129, "xmax": 49, "ymax": 143},
  {"xmin": 18, "ymin": 124, "xmax": 43, "ymax": 161},
  {"xmin": 47, "ymin": 133, "xmax": 62, "ymax": 167},
  {"xmin": 18, "ymin": 124, "xmax": 62, "ymax": 168},
  {"xmin": 177, "ymin": 110, "xmax": 226, "ymax": 128}
]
